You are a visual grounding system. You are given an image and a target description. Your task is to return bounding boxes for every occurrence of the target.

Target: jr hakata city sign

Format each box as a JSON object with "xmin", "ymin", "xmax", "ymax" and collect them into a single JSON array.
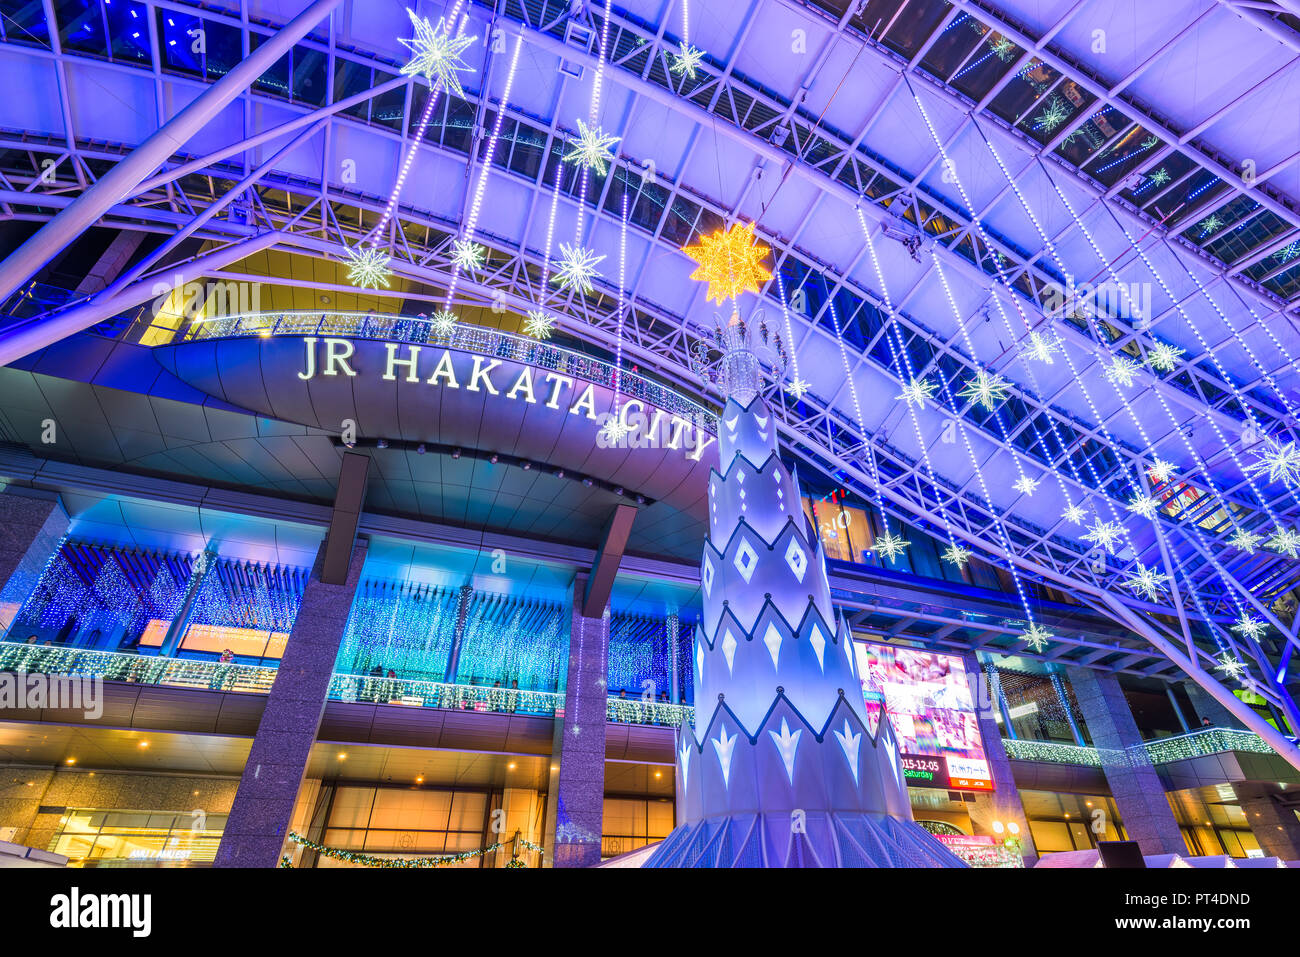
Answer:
[
  {"xmin": 152, "ymin": 329, "xmax": 718, "ymax": 514},
  {"xmin": 294, "ymin": 336, "xmax": 715, "ymax": 462}
]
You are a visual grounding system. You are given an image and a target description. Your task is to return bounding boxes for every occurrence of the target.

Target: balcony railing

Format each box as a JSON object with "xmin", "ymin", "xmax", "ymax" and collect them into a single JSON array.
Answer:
[
  {"xmin": 0, "ymin": 642, "xmax": 279, "ymax": 694},
  {"xmin": 1002, "ymin": 727, "xmax": 1277, "ymax": 767},
  {"xmin": 0, "ymin": 642, "xmax": 693, "ymax": 728}
]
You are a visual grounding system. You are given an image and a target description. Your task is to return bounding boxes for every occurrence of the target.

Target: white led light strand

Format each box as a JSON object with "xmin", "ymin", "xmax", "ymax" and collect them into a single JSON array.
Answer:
[
  {"xmin": 362, "ymin": 2, "xmax": 468, "ymax": 249},
  {"xmin": 852, "ymin": 207, "xmax": 976, "ymax": 566},
  {"xmin": 907, "ymin": 85, "xmax": 1248, "ymax": 667},
  {"xmin": 442, "ymin": 33, "xmax": 524, "ymax": 309},
  {"xmin": 944, "ymin": 109, "xmax": 1265, "ymax": 670}
]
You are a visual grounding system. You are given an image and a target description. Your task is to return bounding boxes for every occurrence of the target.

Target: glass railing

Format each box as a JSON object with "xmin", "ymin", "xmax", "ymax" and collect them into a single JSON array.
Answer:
[
  {"xmin": 0, "ymin": 642, "xmax": 693, "ymax": 728},
  {"xmin": 0, "ymin": 642, "xmax": 278, "ymax": 694},
  {"xmin": 1000, "ymin": 739, "xmax": 1103, "ymax": 767},
  {"xmin": 1002, "ymin": 727, "xmax": 1276, "ymax": 767},
  {"xmin": 1143, "ymin": 728, "xmax": 1275, "ymax": 763}
]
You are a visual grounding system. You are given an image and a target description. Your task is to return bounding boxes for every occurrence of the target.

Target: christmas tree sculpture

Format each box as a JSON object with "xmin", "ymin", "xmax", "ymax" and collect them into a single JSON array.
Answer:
[{"xmin": 645, "ymin": 307, "xmax": 964, "ymax": 867}]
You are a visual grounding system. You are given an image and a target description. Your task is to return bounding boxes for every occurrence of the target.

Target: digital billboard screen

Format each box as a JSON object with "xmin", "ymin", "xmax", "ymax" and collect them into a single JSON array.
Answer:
[{"xmin": 854, "ymin": 642, "xmax": 993, "ymax": 791}]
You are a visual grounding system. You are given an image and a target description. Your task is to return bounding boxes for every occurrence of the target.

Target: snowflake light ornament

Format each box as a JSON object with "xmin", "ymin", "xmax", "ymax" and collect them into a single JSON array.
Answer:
[
  {"xmin": 523, "ymin": 309, "xmax": 556, "ymax": 340},
  {"xmin": 451, "ymin": 239, "xmax": 486, "ymax": 273},
  {"xmin": 941, "ymin": 544, "xmax": 972, "ymax": 567},
  {"xmin": 345, "ymin": 246, "xmax": 392, "ymax": 289},
  {"xmin": 1082, "ymin": 519, "xmax": 1125, "ymax": 555},
  {"xmin": 1021, "ymin": 330, "xmax": 1062, "ymax": 364},
  {"xmin": 669, "ymin": 41, "xmax": 705, "ymax": 79},
  {"xmin": 1245, "ymin": 435, "xmax": 1300, "ymax": 486},
  {"xmin": 563, "ymin": 119, "xmax": 621, "ymax": 176},
  {"xmin": 785, "ymin": 377, "xmax": 811, "ymax": 400},
  {"xmin": 398, "ymin": 10, "xmax": 476, "ymax": 99},
  {"xmin": 896, "ymin": 377, "xmax": 937, "ymax": 408},
  {"xmin": 957, "ymin": 370, "xmax": 1010, "ymax": 411},
  {"xmin": 600, "ymin": 416, "xmax": 631, "ymax": 446},
  {"xmin": 1267, "ymin": 527, "xmax": 1300, "ymax": 558},
  {"xmin": 1062, "ymin": 503, "xmax": 1089, "ymax": 525},
  {"xmin": 1022, "ymin": 623, "xmax": 1053, "ymax": 652},
  {"xmin": 429, "ymin": 310, "xmax": 458, "ymax": 337},
  {"xmin": 1144, "ymin": 341, "xmax": 1185, "ymax": 373},
  {"xmin": 1230, "ymin": 613, "xmax": 1267, "ymax": 642},
  {"xmin": 1123, "ymin": 563, "xmax": 1168, "ymax": 600},
  {"xmin": 1103, "ymin": 356, "xmax": 1141, "ymax": 388},
  {"xmin": 1033, "ymin": 94, "xmax": 1070, "ymax": 132},
  {"xmin": 989, "ymin": 34, "xmax": 1016, "ymax": 61},
  {"xmin": 1012, "ymin": 475, "xmax": 1040, "ymax": 496},
  {"xmin": 1226, "ymin": 528, "xmax": 1262, "ymax": 554},
  {"xmin": 551, "ymin": 243, "xmax": 606, "ymax": 295},
  {"xmin": 1216, "ymin": 652, "xmax": 1246, "ymax": 681},
  {"xmin": 874, "ymin": 530, "xmax": 910, "ymax": 562},
  {"xmin": 1126, "ymin": 494, "xmax": 1160, "ymax": 520},
  {"xmin": 1146, "ymin": 458, "xmax": 1176, "ymax": 484}
]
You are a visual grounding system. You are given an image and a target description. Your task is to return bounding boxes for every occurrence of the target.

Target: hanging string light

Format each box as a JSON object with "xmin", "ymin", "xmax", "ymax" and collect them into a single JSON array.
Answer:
[
  {"xmin": 912, "ymin": 91, "xmax": 1258, "ymax": 673},
  {"xmin": 345, "ymin": 2, "xmax": 471, "ymax": 289},
  {"xmin": 442, "ymin": 33, "xmax": 525, "ymax": 313}
]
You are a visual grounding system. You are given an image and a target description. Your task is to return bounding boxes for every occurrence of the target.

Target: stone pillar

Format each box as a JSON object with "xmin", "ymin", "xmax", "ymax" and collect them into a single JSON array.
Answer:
[
  {"xmin": 0, "ymin": 487, "xmax": 68, "ymax": 634},
  {"xmin": 964, "ymin": 655, "xmax": 1037, "ymax": 864},
  {"xmin": 1067, "ymin": 667, "xmax": 1187, "ymax": 856},
  {"xmin": 1237, "ymin": 784, "xmax": 1300, "ymax": 860},
  {"xmin": 212, "ymin": 538, "xmax": 367, "ymax": 867},
  {"xmin": 549, "ymin": 575, "xmax": 609, "ymax": 868},
  {"xmin": 73, "ymin": 231, "xmax": 145, "ymax": 296},
  {"xmin": 1183, "ymin": 678, "xmax": 1245, "ymax": 730}
]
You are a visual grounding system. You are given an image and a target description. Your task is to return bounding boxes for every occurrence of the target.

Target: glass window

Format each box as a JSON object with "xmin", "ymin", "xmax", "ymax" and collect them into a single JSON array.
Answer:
[
  {"xmin": 104, "ymin": 0, "xmax": 149, "ymax": 65},
  {"xmin": 203, "ymin": 19, "xmax": 242, "ymax": 80},
  {"xmin": 370, "ymin": 70, "xmax": 406, "ymax": 131},
  {"xmin": 57, "ymin": 0, "xmax": 106, "ymax": 56},
  {"xmin": 292, "ymin": 45, "xmax": 327, "ymax": 106},
  {"xmin": 1, "ymin": 0, "xmax": 51, "ymax": 46},
  {"xmin": 250, "ymin": 30, "xmax": 290, "ymax": 99},
  {"xmin": 157, "ymin": 8, "xmax": 202, "ymax": 77}
]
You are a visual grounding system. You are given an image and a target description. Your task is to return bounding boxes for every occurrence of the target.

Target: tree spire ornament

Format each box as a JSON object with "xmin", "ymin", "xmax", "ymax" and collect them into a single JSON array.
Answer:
[
  {"xmin": 682, "ymin": 221, "xmax": 773, "ymax": 305},
  {"xmin": 647, "ymin": 303, "xmax": 963, "ymax": 868}
]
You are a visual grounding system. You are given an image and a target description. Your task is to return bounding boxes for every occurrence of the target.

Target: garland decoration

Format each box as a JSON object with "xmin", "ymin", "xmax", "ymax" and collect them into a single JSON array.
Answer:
[{"xmin": 283, "ymin": 831, "xmax": 544, "ymax": 868}]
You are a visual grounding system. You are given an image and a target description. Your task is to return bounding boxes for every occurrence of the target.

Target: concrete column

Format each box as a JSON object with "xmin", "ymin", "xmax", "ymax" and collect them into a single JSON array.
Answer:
[
  {"xmin": 964, "ymin": 655, "xmax": 1037, "ymax": 864},
  {"xmin": 214, "ymin": 451, "xmax": 370, "ymax": 868},
  {"xmin": 1237, "ymin": 784, "xmax": 1300, "ymax": 860},
  {"xmin": 549, "ymin": 575, "xmax": 610, "ymax": 868},
  {"xmin": 212, "ymin": 537, "xmax": 367, "ymax": 867},
  {"xmin": 0, "ymin": 488, "xmax": 68, "ymax": 635},
  {"xmin": 1067, "ymin": 668, "xmax": 1187, "ymax": 856},
  {"xmin": 1183, "ymin": 678, "xmax": 1246, "ymax": 730},
  {"xmin": 72, "ymin": 231, "xmax": 146, "ymax": 296}
]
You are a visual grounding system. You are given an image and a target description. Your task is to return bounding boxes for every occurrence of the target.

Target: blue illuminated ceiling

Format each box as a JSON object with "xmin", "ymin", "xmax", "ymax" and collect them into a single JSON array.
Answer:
[{"xmin": 2, "ymin": 0, "xmax": 1300, "ymax": 709}]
